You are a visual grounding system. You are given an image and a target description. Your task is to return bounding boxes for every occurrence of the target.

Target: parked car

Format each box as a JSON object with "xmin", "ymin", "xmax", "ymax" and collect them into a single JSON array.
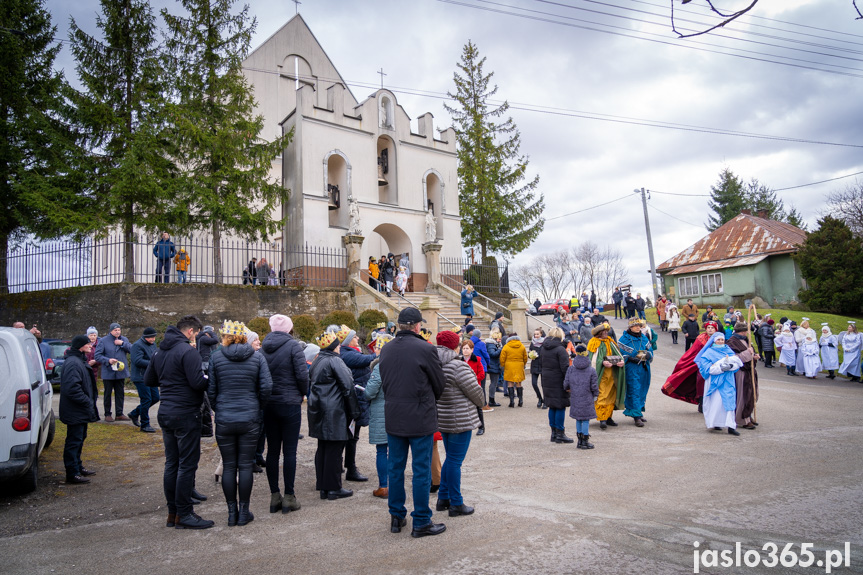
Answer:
[
  {"xmin": 537, "ymin": 298, "xmax": 571, "ymax": 315},
  {"xmin": 0, "ymin": 327, "xmax": 56, "ymax": 494},
  {"xmin": 43, "ymin": 339, "xmax": 71, "ymax": 384}
]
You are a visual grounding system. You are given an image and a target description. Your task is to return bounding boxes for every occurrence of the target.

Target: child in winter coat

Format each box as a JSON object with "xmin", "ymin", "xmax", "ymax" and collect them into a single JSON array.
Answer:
[
  {"xmin": 395, "ymin": 266, "xmax": 408, "ymax": 296},
  {"xmin": 667, "ymin": 306, "xmax": 681, "ymax": 344},
  {"xmin": 563, "ymin": 344, "xmax": 599, "ymax": 449},
  {"xmin": 499, "ymin": 334, "xmax": 528, "ymax": 408},
  {"xmin": 775, "ymin": 325, "xmax": 798, "ymax": 375}
]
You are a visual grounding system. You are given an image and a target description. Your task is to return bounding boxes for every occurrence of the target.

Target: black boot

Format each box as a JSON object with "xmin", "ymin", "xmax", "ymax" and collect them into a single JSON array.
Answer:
[
  {"xmin": 237, "ymin": 502, "xmax": 254, "ymax": 526},
  {"xmin": 828, "ymin": 370, "xmax": 836, "ymax": 379},
  {"xmin": 508, "ymin": 388, "xmax": 515, "ymax": 408},
  {"xmin": 556, "ymin": 428, "xmax": 574, "ymax": 444},
  {"xmin": 582, "ymin": 434, "xmax": 595, "ymax": 449},
  {"xmin": 516, "ymin": 388, "xmax": 523, "ymax": 407},
  {"xmin": 576, "ymin": 433, "xmax": 585, "ymax": 449},
  {"xmin": 227, "ymin": 502, "xmax": 238, "ymax": 527},
  {"xmin": 550, "ymin": 428, "xmax": 557, "ymax": 443},
  {"xmin": 537, "ymin": 398, "xmax": 543, "ymax": 408}
]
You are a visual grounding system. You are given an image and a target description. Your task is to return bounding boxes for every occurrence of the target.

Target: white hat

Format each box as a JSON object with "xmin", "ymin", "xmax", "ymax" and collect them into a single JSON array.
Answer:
[{"xmin": 849, "ymin": 321, "xmax": 857, "ymax": 325}]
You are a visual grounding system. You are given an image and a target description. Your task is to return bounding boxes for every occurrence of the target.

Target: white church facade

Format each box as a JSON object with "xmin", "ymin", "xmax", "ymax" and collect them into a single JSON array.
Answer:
[{"xmin": 244, "ymin": 14, "xmax": 463, "ymax": 291}]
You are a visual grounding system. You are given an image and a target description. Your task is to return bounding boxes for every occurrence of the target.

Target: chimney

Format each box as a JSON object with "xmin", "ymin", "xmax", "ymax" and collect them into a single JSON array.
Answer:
[
  {"xmin": 740, "ymin": 209, "xmax": 752, "ymax": 215},
  {"xmin": 756, "ymin": 209, "xmax": 768, "ymax": 219}
]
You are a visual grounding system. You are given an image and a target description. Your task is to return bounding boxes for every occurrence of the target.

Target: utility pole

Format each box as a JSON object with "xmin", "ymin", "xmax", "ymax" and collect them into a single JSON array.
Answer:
[{"xmin": 634, "ymin": 188, "xmax": 659, "ymax": 305}]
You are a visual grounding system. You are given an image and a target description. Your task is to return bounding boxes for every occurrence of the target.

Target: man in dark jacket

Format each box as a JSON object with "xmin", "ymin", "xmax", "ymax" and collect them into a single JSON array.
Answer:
[
  {"xmin": 260, "ymin": 314, "xmax": 309, "ymax": 512},
  {"xmin": 60, "ymin": 335, "xmax": 100, "ymax": 484},
  {"xmin": 634, "ymin": 293, "xmax": 646, "ymax": 320},
  {"xmin": 380, "ymin": 254, "xmax": 395, "ymax": 296},
  {"xmin": 681, "ymin": 314, "xmax": 700, "ymax": 351},
  {"xmin": 624, "ymin": 292, "xmax": 636, "ymax": 319},
  {"xmin": 612, "ymin": 288, "xmax": 623, "ymax": 319},
  {"xmin": 143, "ymin": 315, "xmax": 213, "ymax": 530},
  {"xmin": 247, "ymin": 258, "xmax": 257, "ymax": 285},
  {"xmin": 129, "ymin": 327, "xmax": 158, "ymax": 433},
  {"xmin": 153, "ymin": 232, "xmax": 176, "ymax": 283},
  {"xmin": 195, "ymin": 326, "xmax": 219, "ymax": 438},
  {"xmin": 379, "ymin": 308, "xmax": 446, "ymax": 538},
  {"xmin": 590, "ymin": 290, "xmax": 597, "ymax": 312},
  {"xmin": 94, "ymin": 322, "xmax": 132, "ymax": 422},
  {"xmin": 338, "ymin": 327, "xmax": 374, "ymax": 482}
]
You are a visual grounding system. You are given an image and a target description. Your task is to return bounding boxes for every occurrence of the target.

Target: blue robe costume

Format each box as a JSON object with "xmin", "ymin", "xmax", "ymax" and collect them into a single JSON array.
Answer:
[
  {"xmin": 695, "ymin": 333, "xmax": 742, "ymax": 429},
  {"xmin": 619, "ymin": 329, "xmax": 652, "ymax": 419}
]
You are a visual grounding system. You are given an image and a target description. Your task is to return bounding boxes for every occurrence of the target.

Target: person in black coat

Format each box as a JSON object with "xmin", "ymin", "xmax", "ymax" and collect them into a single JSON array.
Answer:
[
  {"xmin": 143, "ymin": 315, "xmax": 213, "ymax": 530},
  {"xmin": 589, "ymin": 290, "xmax": 597, "ymax": 312},
  {"xmin": 260, "ymin": 315, "xmax": 309, "ymax": 513},
  {"xmin": 208, "ymin": 321, "xmax": 273, "ymax": 527},
  {"xmin": 378, "ymin": 308, "xmax": 447, "ymax": 537},
  {"xmin": 681, "ymin": 314, "xmax": 700, "ymax": 351},
  {"xmin": 308, "ymin": 330, "xmax": 362, "ymax": 501},
  {"xmin": 624, "ymin": 292, "xmax": 636, "ymax": 319},
  {"xmin": 528, "ymin": 328, "xmax": 546, "ymax": 409},
  {"xmin": 634, "ymin": 293, "xmax": 646, "ymax": 320},
  {"xmin": 59, "ymin": 335, "xmax": 100, "ymax": 484},
  {"xmin": 540, "ymin": 328, "xmax": 575, "ymax": 444},
  {"xmin": 128, "ymin": 328, "xmax": 158, "ymax": 432},
  {"xmin": 337, "ymin": 327, "xmax": 374, "ymax": 482},
  {"xmin": 759, "ymin": 319, "xmax": 776, "ymax": 367}
]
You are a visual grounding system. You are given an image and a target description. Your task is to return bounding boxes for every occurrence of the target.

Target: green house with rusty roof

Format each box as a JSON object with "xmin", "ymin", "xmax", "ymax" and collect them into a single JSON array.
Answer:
[{"xmin": 657, "ymin": 211, "xmax": 808, "ymax": 308}]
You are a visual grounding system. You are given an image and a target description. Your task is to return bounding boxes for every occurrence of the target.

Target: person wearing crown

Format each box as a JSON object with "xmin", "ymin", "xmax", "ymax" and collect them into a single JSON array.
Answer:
[
  {"xmin": 619, "ymin": 318, "xmax": 653, "ymax": 427},
  {"xmin": 587, "ymin": 322, "xmax": 625, "ymax": 430}
]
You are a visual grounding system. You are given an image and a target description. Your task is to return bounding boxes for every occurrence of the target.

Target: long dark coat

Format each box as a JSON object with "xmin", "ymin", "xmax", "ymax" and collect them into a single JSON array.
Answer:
[
  {"xmin": 540, "ymin": 337, "xmax": 571, "ymax": 410},
  {"xmin": 307, "ymin": 349, "xmax": 361, "ymax": 441}
]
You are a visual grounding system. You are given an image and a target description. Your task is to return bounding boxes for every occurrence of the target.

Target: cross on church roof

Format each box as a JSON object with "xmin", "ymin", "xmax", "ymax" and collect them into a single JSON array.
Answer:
[
  {"xmin": 377, "ymin": 67, "xmax": 387, "ymax": 89},
  {"xmin": 292, "ymin": 0, "xmax": 301, "ymax": 15}
]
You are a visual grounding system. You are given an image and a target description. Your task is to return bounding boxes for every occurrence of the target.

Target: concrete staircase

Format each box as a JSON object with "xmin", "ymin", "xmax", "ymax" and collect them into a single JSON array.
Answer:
[{"xmin": 400, "ymin": 292, "xmax": 464, "ymax": 332}]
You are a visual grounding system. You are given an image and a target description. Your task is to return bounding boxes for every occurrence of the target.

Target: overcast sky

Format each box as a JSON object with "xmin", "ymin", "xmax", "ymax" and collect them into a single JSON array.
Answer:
[{"xmin": 44, "ymin": 0, "xmax": 863, "ymax": 301}]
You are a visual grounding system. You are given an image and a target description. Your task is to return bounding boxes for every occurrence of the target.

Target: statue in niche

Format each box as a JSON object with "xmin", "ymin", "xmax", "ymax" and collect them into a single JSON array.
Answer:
[
  {"xmin": 348, "ymin": 195, "xmax": 362, "ymax": 235},
  {"xmin": 425, "ymin": 207, "xmax": 437, "ymax": 244}
]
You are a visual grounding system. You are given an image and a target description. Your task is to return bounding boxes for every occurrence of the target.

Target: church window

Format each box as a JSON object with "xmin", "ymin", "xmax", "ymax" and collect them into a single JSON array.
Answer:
[
  {"xmin": 380, "ymin": 96, "xmax": 394, "ymax": 129},
  {"xmin": 377, "ymin": 136, "xmax": 397, "ymax": 205}
]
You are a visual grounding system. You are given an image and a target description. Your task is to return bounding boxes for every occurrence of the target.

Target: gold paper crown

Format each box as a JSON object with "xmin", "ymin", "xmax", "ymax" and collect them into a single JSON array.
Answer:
[
  {"xmin": 375, "ymin": 334, "xmax": 394, "ymax": 350},
  {"xmin": 220, "ymin": 320, "xmax": 247, "ymax": 336},
  {"xmin": 375, "ymin": 322, "xmax": 387, "ymax": 330},
  {"xmin": 316, "ymin": 331, "xmax": 338, "ymax": 348},
  {"xmin": 449, "ymin": 326, "xmax": 463, "ymax": 333},
  {"xmin": 336, "ymin": 324, "xmax": 352, "ymax": 343},
  {"xmin": 628, "ymin": 317, "xmax": 642, "ymax": 327},
  {"xmin": 419, "ymin": 328, "xmax": 432, "ymax": 341}
]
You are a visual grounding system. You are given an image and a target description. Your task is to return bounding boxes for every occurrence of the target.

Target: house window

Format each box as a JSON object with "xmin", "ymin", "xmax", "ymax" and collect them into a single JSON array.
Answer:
[
  {"xmin": 701, "ymin": 273, "xmax": 723, "ymax": 295},
  {"xmin": 678, "ymin": 276, "xmax": 699, "ymax": 297}
]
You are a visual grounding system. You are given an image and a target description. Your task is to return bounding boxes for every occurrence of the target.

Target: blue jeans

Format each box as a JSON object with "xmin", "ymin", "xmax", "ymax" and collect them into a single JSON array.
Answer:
[
  {"xmin": 637, "ymin": 310, "xmax": 646, "ymax": 320},
  {"xmin": 439, "ymin": 430, "xmax": 472, "ymax": 506},
  {"xmin": 548, "ymin": 408, "xmax": 566, "ymax": 430},
  {"xmin": 129, "ymin": 381, "xmax": 160, "ymax": 427},
  {"xmin": 387, "ymin": 433, "xmax": 433, "ymax": 528},
  {"xmin": 155, "ymin": 258, "xmax": 171, "ymax": 283},
  {"xmin": 158, "ymin": 411, "xmax": 202, "ymax": 517},
  {"xmin": 575, "ymin": 419, "xmax": 590, "ymax": 435},
  {"xmin": 375, "ymin": 444, "xmax": 388, "ymax": 488},
  {"xmin": 176, "ymin": 270, "xmax": 187, "ymax": 284}
]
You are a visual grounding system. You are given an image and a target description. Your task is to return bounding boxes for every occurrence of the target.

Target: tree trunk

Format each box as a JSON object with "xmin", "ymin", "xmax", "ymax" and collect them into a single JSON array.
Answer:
[
  {"xmin": 123, "ymin": 205, "xmax": 134, "ymax": 283},
  {"xmin": 212, "ymin": 221, "xmax": 222, "ymax": 284}
]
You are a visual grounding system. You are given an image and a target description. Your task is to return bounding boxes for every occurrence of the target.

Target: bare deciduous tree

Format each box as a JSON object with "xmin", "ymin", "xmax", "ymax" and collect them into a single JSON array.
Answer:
[{"xmin": 825, "ymin": 181, "xmax": 863, "ymax": 238}]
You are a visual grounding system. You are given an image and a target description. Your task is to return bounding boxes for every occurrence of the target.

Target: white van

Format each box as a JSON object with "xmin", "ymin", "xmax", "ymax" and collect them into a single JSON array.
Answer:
[{"xmin": 0, "ymin": 327, "xmax": 56, "ymax": 493}]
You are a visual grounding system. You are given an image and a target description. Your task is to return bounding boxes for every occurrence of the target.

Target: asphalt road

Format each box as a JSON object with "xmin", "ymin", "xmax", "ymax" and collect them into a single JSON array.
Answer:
[{"xmin": 2, "ymin": 317, "xmax": 862, "ymax": 575}]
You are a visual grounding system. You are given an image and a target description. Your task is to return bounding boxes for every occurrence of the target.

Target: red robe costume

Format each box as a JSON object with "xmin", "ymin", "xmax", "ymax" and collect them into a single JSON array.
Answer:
[{"xmin": 661, "ymin": 331, "xmax": 711, "ymax": 404}]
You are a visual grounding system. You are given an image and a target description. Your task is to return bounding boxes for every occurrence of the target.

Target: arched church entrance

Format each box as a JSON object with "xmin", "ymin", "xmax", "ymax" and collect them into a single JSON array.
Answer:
[{"xmin": 368, "ymin": 223, "xmax": 425, "ymax": 292}]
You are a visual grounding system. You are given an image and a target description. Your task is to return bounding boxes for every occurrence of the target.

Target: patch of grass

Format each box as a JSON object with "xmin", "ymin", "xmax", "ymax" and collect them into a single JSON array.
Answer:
[{"xmin": 44, "ymin": 420, "xmax": 165, "ymax": 470}]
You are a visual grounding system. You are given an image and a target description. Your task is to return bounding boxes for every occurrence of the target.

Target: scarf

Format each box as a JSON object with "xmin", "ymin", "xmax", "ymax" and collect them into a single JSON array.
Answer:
[{"xmin": 531, "ymin": 336, "xmax": 545, "ymax": 347}]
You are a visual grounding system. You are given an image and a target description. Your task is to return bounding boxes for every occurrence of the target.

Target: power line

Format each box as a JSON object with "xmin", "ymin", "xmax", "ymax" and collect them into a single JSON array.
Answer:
[
  {"xmin": 649, "ymin": 190, "xmax": 710, "ymax": 197},
  {"xmin": 436, "ymin": 0, "xmax": 863, "ymax": 78},
  {"xmin": 773, "ymin": 169, "xmax": 863, "ymax": 191},
  {"xmin": 648, "ymin": 202, "xmax": 704, "ymax": 228},
  {"xmin": 544, "ymin": 194, "xmax": 632, "ymax": 221}
]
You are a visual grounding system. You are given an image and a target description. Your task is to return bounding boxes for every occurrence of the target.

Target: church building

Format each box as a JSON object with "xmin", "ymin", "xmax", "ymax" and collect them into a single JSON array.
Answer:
[{"xmin": 243, "ymin": 14, "xmax": 463, "ymax": 291}]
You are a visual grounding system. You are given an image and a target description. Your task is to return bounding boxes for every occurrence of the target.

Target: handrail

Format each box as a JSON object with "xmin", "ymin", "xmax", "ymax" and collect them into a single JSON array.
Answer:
[
  {"xmin": 527, "ymin": 312, "xmax": 556, "ymax": 332},
  {"xmin": 356, "ymin": 272, "xmax": 459, "ymax": 329},
  {"xmin": 441, "ymin": 275, "xmax": 511, "ymax": 315}
]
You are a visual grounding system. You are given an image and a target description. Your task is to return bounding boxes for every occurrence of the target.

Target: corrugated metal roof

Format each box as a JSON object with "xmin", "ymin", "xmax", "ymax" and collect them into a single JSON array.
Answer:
[
  {"xmin": 657, "ymin": 213, "xmax": 806, "ymax": 273},
  {"xmin": 665, "ymin": 254, "xmax": 768, "ymax": 276}
]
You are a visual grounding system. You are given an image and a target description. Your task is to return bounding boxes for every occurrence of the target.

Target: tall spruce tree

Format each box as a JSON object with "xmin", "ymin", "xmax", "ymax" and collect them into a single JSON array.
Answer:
[
  {"xmin": 444, "ymin": 41, "xmax": 544, "ymax": 260},
  {"xmin": 0, "ymin": 0, "xmax": 92, "ymax": 290},
  {"xmin": 794, "ymin": 216, "xmax": 863, "ymax": 314},
  {"xmin": 69, "ymin": 0, "xmax": 175, "ymax": 281},
  {"xmin": 163, "ymin": 0, "xmax": 290, "ymax": 282},
  {"xmin": 706, "ymin": 168, "xmax": 745, "ymax": 230}
]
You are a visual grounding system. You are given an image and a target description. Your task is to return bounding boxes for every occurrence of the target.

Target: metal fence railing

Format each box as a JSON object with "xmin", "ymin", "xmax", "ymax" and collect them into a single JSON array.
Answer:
[
  {"xmin": 440, "ymin": 257, "xmax": 513, "ymax": 318},
  {"xmin": 1, "ymin": 234, "xmax": 348, "ymax": 294}
]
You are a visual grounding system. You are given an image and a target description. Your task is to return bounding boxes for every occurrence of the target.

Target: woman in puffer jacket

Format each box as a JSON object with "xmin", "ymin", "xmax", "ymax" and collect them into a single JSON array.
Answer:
[
  {"xmin": 208, "ymin": 320, "xmax": 273, "ymax": 527},
  {"xmin": 364, "ymin": 334, "xmax": 394, "ymax": 499},
  {"xmin": 433, "ymin": 330, "xmax": 485, "ymax": 518}
]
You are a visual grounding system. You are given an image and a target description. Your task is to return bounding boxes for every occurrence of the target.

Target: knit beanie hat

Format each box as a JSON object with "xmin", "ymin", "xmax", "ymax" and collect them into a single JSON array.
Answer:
[
  {"xmin": 86, "ymin": 326, "xmax": 98, "ymax": 336},
  {"xmin": 436, "ymin": 330, "xmax": 460, "ymax": 350},
  {"xmin": 303, "ymin": 344, "xmax": 320, "ymax": 363},
  {"xmin": 71, "ymin": 334, "xmax": 90, "ymax": 351},
  {"xmin": 269, "ymin": 314, "xmax": 293, "ymax": 334}
]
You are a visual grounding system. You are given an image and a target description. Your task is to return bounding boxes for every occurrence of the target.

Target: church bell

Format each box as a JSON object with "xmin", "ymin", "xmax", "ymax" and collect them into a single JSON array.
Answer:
[
  {"xmin": 377, "ymin": 149, "xmax": 389, "ymax": 187},
  {"xmin": 327, "ymin": 184, "xmax": 340, "ymax": 210}
]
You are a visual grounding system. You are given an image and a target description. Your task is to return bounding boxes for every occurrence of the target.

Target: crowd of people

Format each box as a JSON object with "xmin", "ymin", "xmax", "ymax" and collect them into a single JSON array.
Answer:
[
  {"xmin": 20, "ymin": 290, "xmax": 861, "ymax": 536},
  {"xmin": 367, "ymin": 252, "xmax": 411, "ymax": 297}
]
